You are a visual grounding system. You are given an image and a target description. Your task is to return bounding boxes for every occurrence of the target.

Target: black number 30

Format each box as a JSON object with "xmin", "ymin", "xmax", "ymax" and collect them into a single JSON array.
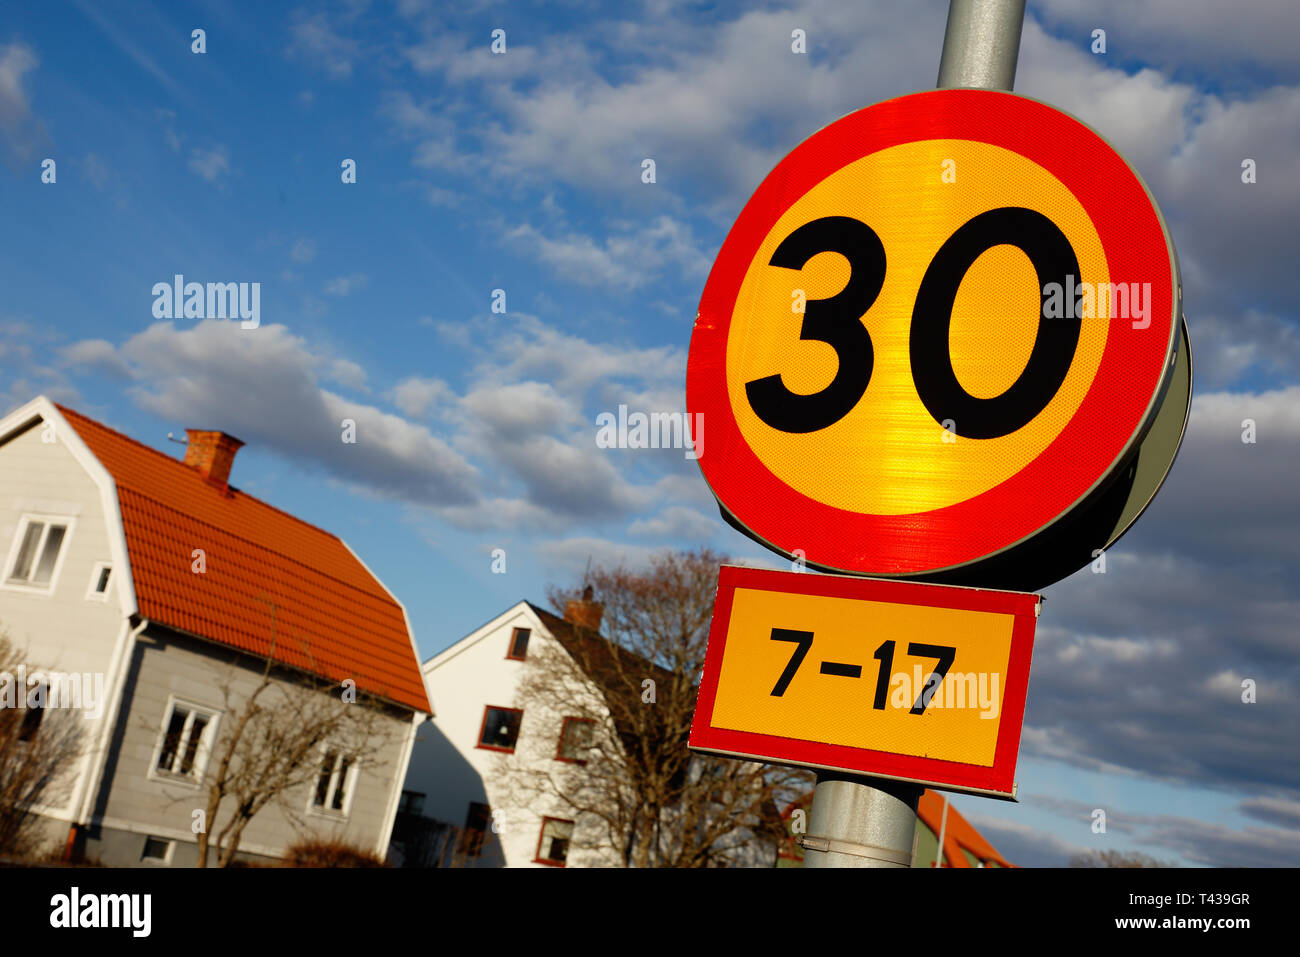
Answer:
[{"xmin": 745, "ymin": 207, "xmax": 1082, "ymax": 439}]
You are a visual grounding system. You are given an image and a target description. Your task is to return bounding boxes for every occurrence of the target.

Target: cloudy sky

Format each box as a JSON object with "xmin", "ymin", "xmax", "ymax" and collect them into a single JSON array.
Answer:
[{"xmin": 1, "ymin": 0, "xmax": 1297, "ymax": 867}]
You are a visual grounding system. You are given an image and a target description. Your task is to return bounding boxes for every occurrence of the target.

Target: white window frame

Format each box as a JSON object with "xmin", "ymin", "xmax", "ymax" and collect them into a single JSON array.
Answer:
[
  {"xmin": 147, "ymin": 696, "xmax": 221, "ymax": 789},
  {"xmin": 2, "ymin": 513, "xmax": 75, "ymax": 595},
  {"xmin": 306, "ymin": 747, "xmax": 358, "ymax": 819},
  {"xmin": 85, "ymin": 561, "xmax": 113, "ymax": 601},
  {"xmin": 140, "ymin": 836, "xmax": 175, "ymax": 865}
]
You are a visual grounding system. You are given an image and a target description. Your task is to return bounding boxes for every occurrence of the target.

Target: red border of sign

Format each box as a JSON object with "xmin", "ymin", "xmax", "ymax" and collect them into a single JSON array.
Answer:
[
  {"xmin": 688, "ymin": 565, "xmax": 1039, "ymax": 798},
  {"xmin": 687, "ymin": 88, "xmax": 1177, "ymax": 577}
]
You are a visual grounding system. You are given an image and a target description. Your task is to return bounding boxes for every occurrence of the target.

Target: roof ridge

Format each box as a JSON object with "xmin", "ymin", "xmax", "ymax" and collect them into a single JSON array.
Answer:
[
  {"xmin": 55, "ymin": 402, "xmax": 349, "ymax": 546},
  {"xmin": 527, "ymin": 600, "xmax": 671, "ymax": 681}
]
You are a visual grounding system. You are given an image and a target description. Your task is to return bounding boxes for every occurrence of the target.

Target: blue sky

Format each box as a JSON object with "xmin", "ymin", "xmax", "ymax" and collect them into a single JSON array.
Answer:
[{"xmin": 2, "ymin": 0, "xmax": 1299, "ymax": 867}]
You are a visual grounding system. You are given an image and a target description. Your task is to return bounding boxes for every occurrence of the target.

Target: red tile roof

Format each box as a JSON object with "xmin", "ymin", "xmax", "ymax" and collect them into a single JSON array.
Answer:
[
  {"xmin": 56, "ymin": 404, "xmax": 430, "ymax": 713},
  {"xmin": 917, "ymin": 789, "xmax": 1015, "ymax": 868}
]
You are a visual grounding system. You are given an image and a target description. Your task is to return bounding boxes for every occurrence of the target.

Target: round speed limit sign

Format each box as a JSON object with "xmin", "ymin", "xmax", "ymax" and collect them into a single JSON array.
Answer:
[{"xmin": 687, "ymin": 89, "xmax": 1189, "ymax": 590}]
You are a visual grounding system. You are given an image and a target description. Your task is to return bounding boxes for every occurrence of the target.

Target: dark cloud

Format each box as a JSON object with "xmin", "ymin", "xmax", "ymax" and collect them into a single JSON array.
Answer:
[
  {"xmin": 1238, "ymin": 796, "xmax": 1300, "ymax": 829},
  {"xmin": 962, "ymin": 812, "xmax": 1087, "ymax": 868}
]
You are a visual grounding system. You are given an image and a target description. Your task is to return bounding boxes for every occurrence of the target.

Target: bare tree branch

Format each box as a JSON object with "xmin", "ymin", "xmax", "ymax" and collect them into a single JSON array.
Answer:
[
  {"xmin": 0, "ymin": 629, "xmax": 85, "ymax": 861},
  {"xmin": 497, "ymin": 549, "xmax": 809, "ymax": 867}
]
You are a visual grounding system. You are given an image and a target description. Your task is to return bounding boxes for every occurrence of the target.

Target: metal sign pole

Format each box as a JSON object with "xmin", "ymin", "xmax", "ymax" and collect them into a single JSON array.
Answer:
[
  {"xmin": 802, "ymin": 774, "xmax": 921, "ymax": 868},
  {"xmin": 937, "ymin": 0, "xmax": 1026, "ymax": 90},
  {"xmin": 800, "ymin": 0, "xmax": 1027, "ymax": 869}
]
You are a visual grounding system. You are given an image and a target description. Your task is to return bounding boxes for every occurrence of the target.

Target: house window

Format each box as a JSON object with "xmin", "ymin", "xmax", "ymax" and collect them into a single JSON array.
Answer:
[
  {"xmin": 506, "ymin": 627, "xmax": 530, "ymax": 660},
  {"xmin": 5, "ymin": 516, "xmax": 71, "ymax": 589},
  {"xmin": 86, "ymin": 562, "xmax": 112, "ymax": 600},
  {"xmin": 477, "ymin": 706, "xmax": 522, "ymax": 752},
  {"xmin": 556, "ymin": 717, "xmax": 594, "ymax": 764},
  {"xmin": 461, "ymin": 801, "xmax": 490, "ymax": 857},
  {"xmin": 535, "ymin": 817, "xmax": 574, "ymax": 867},
  {"xmin": 312, "ymin": 750, "xmax": 353, "ymax": 813},
  {"xmin": 153, "ymin": 700, "xmax": 217, "ymax": 781},
  {"xmin": 141, "ymin": 837, "xmax": 173, "ymax": 864},
  {"xmin": 398, "ymin": 790, "xmax": 425, "ymax": 816}
]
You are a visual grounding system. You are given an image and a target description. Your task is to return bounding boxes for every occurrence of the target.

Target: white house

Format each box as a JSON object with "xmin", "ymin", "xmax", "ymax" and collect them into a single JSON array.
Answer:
[
  {"xmin": 397, "ymin": 597, "xmax": 610, "ymax": 867},
  {"xmin": 0, "ymin": 396, "xmax": 431, "ymax": 866},
  {"xmin": 397, "ymin": 591, "xmax": 780, "ymax": 868}
]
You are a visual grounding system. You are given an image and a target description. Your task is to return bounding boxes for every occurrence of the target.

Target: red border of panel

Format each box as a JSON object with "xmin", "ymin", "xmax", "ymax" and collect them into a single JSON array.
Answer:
[
  {"xmin": 688, "ymin": 565, "xmax": 1039, "ymax": 798},
  {"xmin": 687, "ymin": 88, "xmax": 1176, "ymax": 577}
]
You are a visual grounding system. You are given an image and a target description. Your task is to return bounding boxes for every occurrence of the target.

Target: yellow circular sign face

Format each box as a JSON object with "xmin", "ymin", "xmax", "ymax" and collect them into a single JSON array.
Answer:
[
  {"xmin": 725, "ymin": 139, "xmax": 1110, "ymax": 514},
  {"xmin": 688, "ymin": 88, "xmax": 1181, "ymax": 583}
]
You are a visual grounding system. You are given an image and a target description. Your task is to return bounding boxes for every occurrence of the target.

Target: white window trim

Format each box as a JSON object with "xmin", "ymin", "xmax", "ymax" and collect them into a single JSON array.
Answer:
[
  {"xmin": 140, "ymin": 836, "xmax": 175, "ymax": 866},
  {"xmin": 84, "ymin": 561, "xmax": 113, "ymax": 602},
  {"xmin": 1, "ymin": 513, "xmax": 76, "ymax": 596},
  {"xmin": 147, "ymin": 696, "xmax": 221, "ymax": 790},
  {"xmin": 306, "ymin": 747, "xmax": 358, "ymax": 819}
]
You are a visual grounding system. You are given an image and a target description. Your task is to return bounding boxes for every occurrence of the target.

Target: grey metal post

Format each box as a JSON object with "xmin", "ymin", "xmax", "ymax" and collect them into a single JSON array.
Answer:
[
  {"xmin": 802, "ymin": 774, "xmax": 920, "ymax": 868},
  {"xmin": 802, "ymin": 0, "xmax": 1027, "ymax": 869},
  {"xmin": 937, "ymin": 0, "xmax": 1026, "ymax": 91}
]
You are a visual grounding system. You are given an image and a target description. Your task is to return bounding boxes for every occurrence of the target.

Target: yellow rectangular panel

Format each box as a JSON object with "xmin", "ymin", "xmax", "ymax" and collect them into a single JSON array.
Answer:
[{"xmin": 711, "ymin": 587, "xmax": 1016, "ymax": 766}]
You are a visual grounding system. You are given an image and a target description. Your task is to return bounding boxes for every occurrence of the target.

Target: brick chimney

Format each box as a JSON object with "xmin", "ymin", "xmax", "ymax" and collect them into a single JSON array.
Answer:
[
  {"xmin": 564, "ymin": 585, "xmax": 603, "ymax": 631},
  {"xmin": 183, "ymin": 429, "xmax": 245, "ymax": 490}
]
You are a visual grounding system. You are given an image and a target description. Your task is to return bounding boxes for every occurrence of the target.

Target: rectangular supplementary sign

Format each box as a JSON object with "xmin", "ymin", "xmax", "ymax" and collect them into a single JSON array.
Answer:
[{"xmin": 688, "ymin": 565, "xmax": 1040, "ymax": 800}]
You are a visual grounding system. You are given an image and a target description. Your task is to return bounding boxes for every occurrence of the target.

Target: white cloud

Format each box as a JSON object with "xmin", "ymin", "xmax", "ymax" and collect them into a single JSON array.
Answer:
[
  {"xmin": 79, "ymin": 152, "xmax": 110, "ymax": 189},
  {"xmin": 324, "ymin": 358, "xmax": 368, "ymax": 391},
  {"xmin": 67, "ymin": 321, "xmax": 482, "ymax": 508},
  {"xmin": 506, "ymin": 215, "xmax": 709, "ymax": 290},
  {"xmin": 382, "ymin": 1, "xmax": 948, "ymax": 213},
  {"xmin": 324, "ymin": 273, "xmax": 368, "ymax": 296},
  {"xmin": 391, "ymin": 376, "xmax": 451, "ymax": 418},
  {"xmin": 188, "ymin": 145, "xmax": 230, "ymax": 182},
  {"xmin": 0, "ymin": 320, "xmax": 73, "ymax": 412},
  {"xmin": 1188, "ymin": 310, "xmax": 1300, "ymax": 389},
  {"xmin": 290, "ymin": 238, "xmax": 317, "ymax": 263},
  {"xmin": 58, "ymin": 339, "xmax": 132, "ymax": 381},
  {"xmin": 0, "ymin": 42, "xmax": 37, "ymax": 126},
  {"xmin": 287, "ymin": 10, "xmax": 359, "ymax": 78},
  {"xmin": 627, "ymin": 505, "xmax": 718, "ymax": 539},
  {"xmin": 460, "ymin": 381, "xmax": 580, "ymax": 439},
  {"xmin": 1055, "ymin": 634, "xmax": 1178, "ymax": 666},
  {"xmin": 0, "ymin": 42, "xmax": 45, "ymax": 163},
  {"xmin": 1130, "ymin": 386, "xmax": 1300, "ymax": 563},
  {"xmin": 53, "ymin": 313, "xmax": 700, "ymax": 536},
  {"xmin": 426, "ymin": 185, "xmax": 459, "ymax": 207},
  {"xmin": 534, "ymin": 536, "xmax": 665, "ymax": 578},
  {"xmin": 437, "ymin": 496, "xmax": 558, "ymax": 533},
  {"xmin": 1204, "ymin": 670, "xmax": 1251, "ymax": 697},
  {"xmin": 475, "ymin": 313, "xmax": 685, "ymax": 397},
  {"xmin": 1034, "ymin": 0, "xmax": 1300, "ymax": 77},
  {"xmin": 380, "ymin": 3, "xmax": 1300, "ymax": 330}
]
